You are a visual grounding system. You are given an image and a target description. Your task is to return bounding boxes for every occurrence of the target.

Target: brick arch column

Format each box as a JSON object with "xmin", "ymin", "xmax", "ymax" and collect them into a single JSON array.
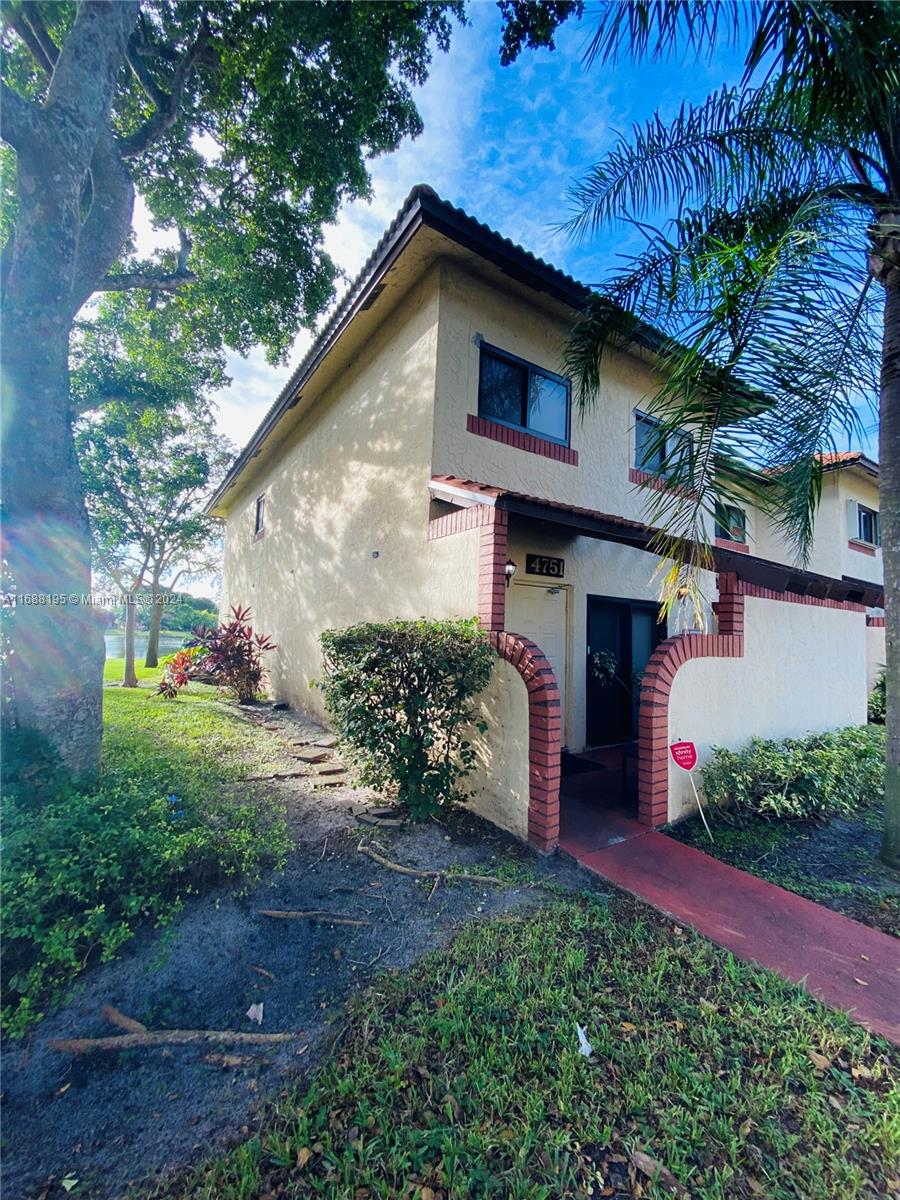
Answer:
[
  {"xmin": 489, "ymin": 631, "xmax": 562, "ymax": 851},
  {"xmin": 636, "ymin": 574, "xmax": 745, "ymax": 827}
]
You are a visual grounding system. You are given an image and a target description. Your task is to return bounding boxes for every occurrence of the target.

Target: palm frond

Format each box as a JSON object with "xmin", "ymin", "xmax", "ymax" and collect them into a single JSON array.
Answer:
[{"xmin": 565, "ymin": 83, "xmax": 853, "ymax": 241}]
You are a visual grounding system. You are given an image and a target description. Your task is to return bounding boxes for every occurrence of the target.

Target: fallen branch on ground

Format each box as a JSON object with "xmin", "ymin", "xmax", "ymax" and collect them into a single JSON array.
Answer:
[
  {"xmin": 52, "ymin": 1026, "xmax": 300, "ymax": 1056},
  {"xmin": 242, "ymin": 770, "xmax": 309, "ymax": 782},
  {"xmin": 257, "ymin": 909, "xmax": 373, "ymax": 926},
  {"xmin": 358, "ymin": 843, "xmax": 505, "ymax": 886},
  {"xmin": 101, "ymin": 1005, "xmax": 147, "ymax": 1034}
]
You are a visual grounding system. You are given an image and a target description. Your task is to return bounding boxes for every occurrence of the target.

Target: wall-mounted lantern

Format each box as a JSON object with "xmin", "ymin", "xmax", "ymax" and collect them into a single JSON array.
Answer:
[{"xmin": 505, "ymin": 559, "xmax": 518, "ymax": 588}]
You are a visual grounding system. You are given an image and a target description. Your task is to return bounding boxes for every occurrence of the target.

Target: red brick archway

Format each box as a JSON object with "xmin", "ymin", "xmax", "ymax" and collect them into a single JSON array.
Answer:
[{"xmin": 488, "ymin": 631, "xmax": 561, "ymax": 851}]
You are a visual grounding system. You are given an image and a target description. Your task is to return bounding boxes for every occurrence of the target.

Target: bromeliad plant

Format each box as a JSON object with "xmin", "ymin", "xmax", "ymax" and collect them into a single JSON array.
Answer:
[{"xmin": 319, "ymin": 618, "xmax": 494, "ymax": 819}]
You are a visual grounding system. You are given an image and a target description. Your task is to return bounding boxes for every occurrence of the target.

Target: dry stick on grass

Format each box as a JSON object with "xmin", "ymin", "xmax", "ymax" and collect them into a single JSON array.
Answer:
[
  {"xmin": 257, "ymin": 909, "xmax": 373, "ymax": 927},
  {"xmin": 101, "ymin": 1005, "xmax": 147, "ymax": 1034},
  {"xmin": 52, "ymin": 1028, "xmax": 300, "ymax": 1056},
  {"xmin": 357, "ymin": 843, "xmax": 506, "ymax": 887}
]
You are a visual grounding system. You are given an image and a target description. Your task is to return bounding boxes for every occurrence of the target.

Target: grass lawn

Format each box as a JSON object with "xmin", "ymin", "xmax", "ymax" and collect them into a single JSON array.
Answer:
[
  {"xmin": 103, "ymin": 654, "xmax": 170, "ymax": 683},
  {"xmin": 161, "ymin": 894, "xmax": 899, "ymax": 1200},
  {"xmin": 668, "ymin": 804, "xmax": 900, "ymax": 938},
  {"xmin": 1, "ymin": 660, "xmax": 292, "ymax": 1036}
]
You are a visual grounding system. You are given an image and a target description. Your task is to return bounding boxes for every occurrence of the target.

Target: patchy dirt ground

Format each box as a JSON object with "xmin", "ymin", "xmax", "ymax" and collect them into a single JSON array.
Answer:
[{"xmin": 2, "ymin": 703, "xmax": 596, "ymax": 1200}]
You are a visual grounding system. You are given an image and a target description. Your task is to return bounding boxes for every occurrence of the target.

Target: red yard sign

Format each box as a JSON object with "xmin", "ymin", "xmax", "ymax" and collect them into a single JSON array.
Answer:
[{"xmin": 670, "ymin": 741, "xmax": 698, "ymax": 772}]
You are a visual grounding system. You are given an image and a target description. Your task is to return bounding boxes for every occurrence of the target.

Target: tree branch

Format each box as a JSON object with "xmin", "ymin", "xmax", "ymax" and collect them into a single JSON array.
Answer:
[
  {"xmin": 95, "ymin": 268, "xmax": 197, "ymax": 294},
  {"xmin": 70, "ymin": 131, "xmax": 136, "ymax": 315},
  {"xmin": 0, "ymin": 80, "xmax": 43, "ymax": 150},
  {"xmin": 2, "ymin": 3, "xmax": 54, "ymax": 74},
  {"xmin": 21, "ymin": 2, "xmax": 60, "ymax": 69},
  {"xmin": 120, "ymin": 16, "xmax": 213, "ymax": 159}
]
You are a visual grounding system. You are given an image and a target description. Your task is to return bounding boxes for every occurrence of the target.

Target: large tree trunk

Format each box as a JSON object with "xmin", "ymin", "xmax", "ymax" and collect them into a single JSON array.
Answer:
[
  {"xmin": 881, "ymin": 279, "xmax": 900, "ymax": 869},
  {"xmin": 1, "ymin": 316, "xmax": 107, "ymax": 773},
  {"xmin": 144, "ymin": 568, "xmax": 164, "ymax": 668},
  {"xmin": 0, "ymin": 2, "xmax": 138, "ymax": 783},
  {"xmin": 122, "ymin": 593, "xmax": 139, "ymax": 688}
]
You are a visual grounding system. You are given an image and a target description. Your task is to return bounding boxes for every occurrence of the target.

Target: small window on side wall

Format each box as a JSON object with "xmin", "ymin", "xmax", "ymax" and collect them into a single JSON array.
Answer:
[
  {"xmin": 714, "ymin": 502, "xmax": 747, "ymax": 544},
  {"xmin": 254, "ymin": 494, "xmax": 266, "ymax": 539}
]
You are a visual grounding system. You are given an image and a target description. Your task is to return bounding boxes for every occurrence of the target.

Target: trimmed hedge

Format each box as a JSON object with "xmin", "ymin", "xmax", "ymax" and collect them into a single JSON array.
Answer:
[
  {"xmin": 319, "ymin": 618, "xmax": 494, "ymax": 819},
  {"xmin": 701, "ymin": 726, "xmax": 884, "ymax": 822}
]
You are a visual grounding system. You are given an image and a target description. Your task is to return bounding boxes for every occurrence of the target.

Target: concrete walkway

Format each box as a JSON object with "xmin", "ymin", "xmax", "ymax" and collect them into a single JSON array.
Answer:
[{"xmin": 561, "ymin": 819, "xmax": 900, "ymax": 1044}]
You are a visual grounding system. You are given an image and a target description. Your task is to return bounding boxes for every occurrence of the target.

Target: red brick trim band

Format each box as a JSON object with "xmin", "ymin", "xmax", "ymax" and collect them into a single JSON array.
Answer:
[
  {"xmin": 467, "ymin": 413, "xmax": 578, "ymax": 465},
  {"xmin": 637, "ymin": 574, "xmax": 745, "ymax": 828},
  {"xmin": 628, "ymin": 467, "xmax": 698, "ymax": 500},
  {"xmin": 489, "ymin": 631, "xmax": 561, "ymax": 852},
  {"xmin": 867, "ymin": 615, "xmax": 886, "ymax": 627},
  {"xmin": 428, "ymin": 504, "xmax": 497, "ymax": 540},
  {"xmin": 848, "ymin": 539, "xmax": 876, "ymax": 557},
  {"xmin": 734, "ymin": 578, "xmax": 866, "ymax": 612},
  {"xmin": 714, "ymin": 536, "xmax": 749, "ymax": 554}
]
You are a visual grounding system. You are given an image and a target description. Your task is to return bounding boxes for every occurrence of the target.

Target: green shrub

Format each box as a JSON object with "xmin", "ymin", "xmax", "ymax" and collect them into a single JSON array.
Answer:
[
  {"xmin": 1, "ymin": 687, "xmax": 291, "ymax": 1037},
  {"xmin": 701, "ymin": 725, "xmax": 884, "ymax": 822},
  {"xmin": 868, "ymin": 667, "xmax": 886, "ymax": 724},
  {"xmin": 319, "ymin": 618, "xmax": 494, "ymax": 819}
]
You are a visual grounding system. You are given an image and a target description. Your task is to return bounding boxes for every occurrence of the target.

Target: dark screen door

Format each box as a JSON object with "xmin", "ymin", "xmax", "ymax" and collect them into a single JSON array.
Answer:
[{"xmin": 586, "ymin": 596, "xmax": 663, "ymax": 746}]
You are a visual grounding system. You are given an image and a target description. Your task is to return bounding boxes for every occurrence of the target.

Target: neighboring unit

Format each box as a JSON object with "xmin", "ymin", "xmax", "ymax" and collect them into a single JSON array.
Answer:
[{"xmin": 209, "ymin": 187, "xmax": 884, "ymax": 852}]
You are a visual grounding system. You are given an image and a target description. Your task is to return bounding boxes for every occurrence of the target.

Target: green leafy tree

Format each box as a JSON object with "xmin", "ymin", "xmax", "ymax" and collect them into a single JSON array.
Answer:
[
  {"xmin": 505, "ymin": 1, "xmax": 900, "ymax": 867},
  {"xmin": 77, "ymin": 406, "xmax": 232, "ymax": 686},
  {"xmin": 0, "ymin": 0, "xmax": 463, "ymax": 781},
  {"xmin": 70, "ymin": 289, "xmax": 228, "ymax": 419}
]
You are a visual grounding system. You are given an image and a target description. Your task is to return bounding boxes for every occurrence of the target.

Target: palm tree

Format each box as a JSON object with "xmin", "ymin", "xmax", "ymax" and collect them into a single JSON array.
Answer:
[{"xmin": 555, "ymin": 2, "xmax": 900, "ymax": 866}]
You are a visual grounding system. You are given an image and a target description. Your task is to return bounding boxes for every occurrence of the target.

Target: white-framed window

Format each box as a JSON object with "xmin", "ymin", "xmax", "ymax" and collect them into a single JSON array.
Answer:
[{"xmin": 254, "ymin": 493, "xmax": 266, "ymax": 539}]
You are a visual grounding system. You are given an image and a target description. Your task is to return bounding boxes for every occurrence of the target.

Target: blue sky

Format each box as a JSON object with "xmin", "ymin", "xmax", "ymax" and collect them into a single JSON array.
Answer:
[{"xmin": 151, "ymin": 2, "xmax": 874, "ymax": 456}]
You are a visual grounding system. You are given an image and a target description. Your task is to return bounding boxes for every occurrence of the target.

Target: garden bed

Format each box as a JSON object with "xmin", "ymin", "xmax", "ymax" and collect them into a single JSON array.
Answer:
[{"xmin": 668, "ymin": 803, "xmax": 900, "ymax": 937}]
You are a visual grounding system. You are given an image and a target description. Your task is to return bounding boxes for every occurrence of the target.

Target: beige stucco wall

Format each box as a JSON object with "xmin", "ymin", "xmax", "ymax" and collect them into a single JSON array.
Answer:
[
  {"xmin": 468, "ymin": 657, "xmax": 531, "ymax": 839},
  {"xmin": 667, "ymin": 597, "xmax": 868, "ymax": 821},
  {"xmin": 432, "ymin": 260, "xmax": 681, "ymax": 527},
  {"xmin": 866, "ymin": 623, "xmax": 886, "ymax": 693},
  {"xmin": 221, "ymin": 265, "xmax": 481, "ymax": 719}
]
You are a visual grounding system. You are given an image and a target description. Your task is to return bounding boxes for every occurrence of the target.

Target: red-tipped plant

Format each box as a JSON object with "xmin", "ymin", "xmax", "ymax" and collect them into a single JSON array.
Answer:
[{"xmin": 186, "ymin": 606, "xmax": 276, "ymax": 704}]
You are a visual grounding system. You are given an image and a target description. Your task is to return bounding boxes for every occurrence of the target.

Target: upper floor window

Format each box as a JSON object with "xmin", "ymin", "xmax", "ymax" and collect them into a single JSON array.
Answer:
[
  {"xmin": 634, "ymin": 411, "xmax": 692, "ymax": 480},
  {"xmin": 857, "ymin": 503, "xmax": 880, "ymax": 547},
  {"xmin": 714, "ymin": 502, "xmax": 747, "ymax": 544},
  {"xmin": 254, "ymin": 494, "xmax": 266, "ymax": 538},
  {"xmin": 478, "ymin": 343, "xmax": 570, "ymax": 445}
]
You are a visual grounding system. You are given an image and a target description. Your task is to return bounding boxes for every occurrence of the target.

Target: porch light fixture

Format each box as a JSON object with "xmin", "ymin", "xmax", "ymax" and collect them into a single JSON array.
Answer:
[{"xmin": 505, "ymin": 559, "xmax": 518, "ymax": 587}]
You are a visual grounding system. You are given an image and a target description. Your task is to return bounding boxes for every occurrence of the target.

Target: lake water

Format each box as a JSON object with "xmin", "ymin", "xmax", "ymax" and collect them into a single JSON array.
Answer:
[{"xmin": 104, "ymin": 631, "xmax": 188, "ymax": 659}]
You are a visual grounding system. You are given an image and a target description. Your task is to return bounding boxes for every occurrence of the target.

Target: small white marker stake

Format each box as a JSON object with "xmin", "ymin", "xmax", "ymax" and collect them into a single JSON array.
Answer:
[{"xmin": 670, "ymin": 741, "xmax": 714, "ymax": 842}]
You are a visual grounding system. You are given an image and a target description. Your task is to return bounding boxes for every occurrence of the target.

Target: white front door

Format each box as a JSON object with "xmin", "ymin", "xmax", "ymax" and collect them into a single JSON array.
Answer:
[{"xmin": 506, "ymin": 581, "xmax": 568, "ymax": 723}]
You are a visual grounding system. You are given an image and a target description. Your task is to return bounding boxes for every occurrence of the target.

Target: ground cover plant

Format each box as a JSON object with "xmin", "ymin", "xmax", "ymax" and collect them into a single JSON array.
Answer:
[
  {"xmin": 319, "ymin": 618, "xmax": 494, "ymax": 819},
  {"xmin": 700, "ymin": 726, "xmax": 884, "ymax": 822},
  {"xmin": 1, "ymin": 662, "xmax": 291, "ymax": 1036},
  {"xmin": 670, "ymin": 803, "xmax": 900, "ymax": 937},
  {"xmin": 157, "ymin": 894, "xmax": 899, "ymax": 1200},
  {"xmin": 668, "ymin": 726, "xmax": 898, "ymax": 935}
]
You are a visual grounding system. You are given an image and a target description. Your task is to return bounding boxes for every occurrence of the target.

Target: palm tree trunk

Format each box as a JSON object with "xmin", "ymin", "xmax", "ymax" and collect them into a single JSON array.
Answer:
[
  {"xmin": 880, "ymin": 279, "xmax": 900, "ymax": 868},
  {"xmin": 144, "ymin": 568, "xmax": 164, "ymax": 668},
  {"xmin": 123, "ymin": 594, "xmax": 139, "ymax": 689}
]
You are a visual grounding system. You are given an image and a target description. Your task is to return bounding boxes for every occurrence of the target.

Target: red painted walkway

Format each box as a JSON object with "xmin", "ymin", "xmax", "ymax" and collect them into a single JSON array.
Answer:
[{"xmin": 561, "ymin": 817, "xmax": 900, "ymax": 1044}]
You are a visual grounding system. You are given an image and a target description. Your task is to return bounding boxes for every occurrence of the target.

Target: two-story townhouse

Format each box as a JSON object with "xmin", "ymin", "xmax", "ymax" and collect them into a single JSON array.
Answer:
[{"xmin": 208, "ymin": 186, "xmax": 884, "ymax": 854}]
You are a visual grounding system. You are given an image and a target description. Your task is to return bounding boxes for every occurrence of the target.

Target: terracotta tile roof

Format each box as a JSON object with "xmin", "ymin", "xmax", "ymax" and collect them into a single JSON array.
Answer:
[
  {"xmin": 430, "ymin": 475, "xmax": 648, "ymax": 533},
  {"xmin": 816, "ymin": 451, "xmax": 863, "ymax": 466}
]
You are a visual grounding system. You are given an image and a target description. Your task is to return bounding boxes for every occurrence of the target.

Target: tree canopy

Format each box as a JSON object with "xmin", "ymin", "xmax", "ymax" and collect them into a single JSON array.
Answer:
[{"xmin": 1, "ymin": 0, "xmax": 464, "ymax": 355}]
